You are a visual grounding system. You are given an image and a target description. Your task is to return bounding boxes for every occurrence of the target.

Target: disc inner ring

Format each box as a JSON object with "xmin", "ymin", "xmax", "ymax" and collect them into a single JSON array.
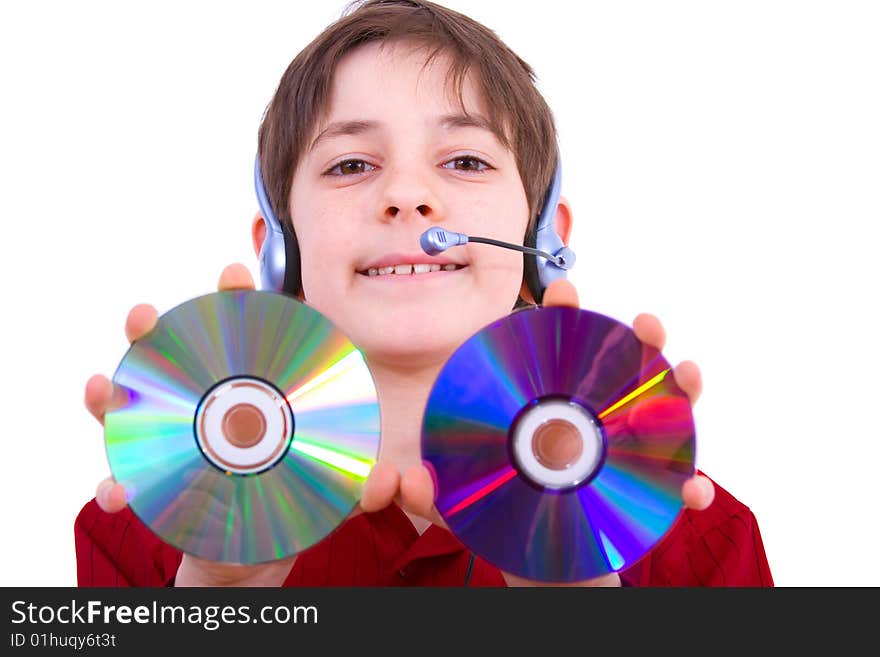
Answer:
[
  {"xmin": 510, "ymin": 397, "xmax": 606, "ymax": 491},
  {"xmin": 532, "ymin": 418, "xmax": 584, "ymax": 470},
  {"xmin": 194, "ymin": 376, "xmax": 294, "ymax": 476},
  {"xmin": 222, "ymin": 403, "xmax": 267, "ymax": 448}
]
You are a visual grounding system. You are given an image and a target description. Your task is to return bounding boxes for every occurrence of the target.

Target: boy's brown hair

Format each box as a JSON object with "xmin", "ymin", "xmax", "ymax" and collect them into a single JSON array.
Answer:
[{"xmin": 258, "ymin": 0, "xmax": 558, "ymax": 238}]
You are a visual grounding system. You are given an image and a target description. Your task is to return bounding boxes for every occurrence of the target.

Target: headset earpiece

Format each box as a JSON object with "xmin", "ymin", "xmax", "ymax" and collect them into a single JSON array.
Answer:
[
  {"xmin": 523, "ymin": 160, "xmax": 572, "ymax": 304},
  {"xmin": 254, "ymin": 156, "xmax": 302, "ymax": 296}
]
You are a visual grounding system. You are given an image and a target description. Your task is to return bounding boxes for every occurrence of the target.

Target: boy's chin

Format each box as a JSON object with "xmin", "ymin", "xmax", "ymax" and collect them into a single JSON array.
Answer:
[{"xmin": 352, "ymin": 315, "xmax": 493, "ymax": 372}]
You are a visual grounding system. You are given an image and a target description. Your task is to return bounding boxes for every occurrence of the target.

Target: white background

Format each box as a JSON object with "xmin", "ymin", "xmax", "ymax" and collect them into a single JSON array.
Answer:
[{"xmin": 1, "ymin": 0, "xmax": 877, "ymax": 587}]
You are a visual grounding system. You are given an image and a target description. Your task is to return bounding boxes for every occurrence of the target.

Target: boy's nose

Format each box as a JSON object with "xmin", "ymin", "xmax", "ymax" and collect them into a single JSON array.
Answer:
[
  {"xmin": 377, "ymin": 167, "xmax": 444, "ymax": 224},
  {"xmin": 385, "ymin": 203, "xmax": 431, "ymax": 219}
]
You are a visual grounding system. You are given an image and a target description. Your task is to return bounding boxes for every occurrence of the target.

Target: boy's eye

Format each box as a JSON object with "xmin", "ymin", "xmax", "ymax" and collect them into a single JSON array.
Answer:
[
  {"xmin": 442, "ymin": 156, "xmax": 491, "ymax": 172},
  {"xmin": 326, "ymin": 159, "xmax": 376, "ymax": 176}
]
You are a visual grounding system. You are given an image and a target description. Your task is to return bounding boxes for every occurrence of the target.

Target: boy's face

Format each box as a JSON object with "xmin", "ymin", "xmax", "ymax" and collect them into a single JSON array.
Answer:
[{"xmin": 288, "ymin": 41, "xmax": 530, "ymax": 368}]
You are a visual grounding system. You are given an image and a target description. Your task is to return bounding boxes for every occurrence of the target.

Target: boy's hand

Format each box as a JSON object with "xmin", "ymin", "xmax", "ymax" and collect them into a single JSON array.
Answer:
[
  {"xmin": 84, "ymin": 263, "xmax": 400, "ymax": 586},
  {"xmin": 402, "ymin": 278, "xmax": 714, "ymax": 585},
  {"xmin": 541, "ymin": 279, "xmax": 714, "ymax": 512}
]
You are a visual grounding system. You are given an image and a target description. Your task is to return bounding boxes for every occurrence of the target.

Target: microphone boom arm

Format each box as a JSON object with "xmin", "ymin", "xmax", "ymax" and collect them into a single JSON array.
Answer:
[{"xmin": 466, "ymin": 236, "xmax": 570, "ymax": 268}]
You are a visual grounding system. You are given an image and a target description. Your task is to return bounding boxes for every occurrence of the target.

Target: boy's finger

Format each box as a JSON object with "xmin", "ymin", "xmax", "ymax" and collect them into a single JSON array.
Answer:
[
  {"xmin": 125, "ymin": 304, "xmax": 159, "ymax": 344},
  {"xmin": 359, "ymin": 461, "xmax": 400, "ymax": 513},
  {"xmin": 541, "ymin": 279, "xmax": 579, "ymax": 308},
  {"xmin": 682, "ymin": 474, "xmax": 715, "ymax": 511},
  {"xmin": 85, "ymin": 375, "xmax": 132, "ymax": 425},
  {"xmin": 632, "ymin": 313, "xmax": 666, "ymax": 351},
  {"xmin": 96, "ymin": 477, "xmax": 128, "ymax": 513},
  {"xmin": 84, "ymin": 374, "xmax": 113, "ymax": 424},
  {"xmin": 673, "ymin": 360, "xmax": 703, "ymax": 405},
  {"xmin": 218, "ymin": 263, "xmax": 256, "ymax": 291}
]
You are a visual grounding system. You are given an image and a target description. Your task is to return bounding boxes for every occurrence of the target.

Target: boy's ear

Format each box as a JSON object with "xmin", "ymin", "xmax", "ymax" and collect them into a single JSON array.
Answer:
[
  {"xmin": 252, "ymin": 212, "xmax": 267, "ymax": 258},
  {"xmin": 553, "ymin": 195, "xmax": 573, "ymax": 246},
  {"xmin": 519, "ymin": 196, "xmax": 574, "ymax": 304}
]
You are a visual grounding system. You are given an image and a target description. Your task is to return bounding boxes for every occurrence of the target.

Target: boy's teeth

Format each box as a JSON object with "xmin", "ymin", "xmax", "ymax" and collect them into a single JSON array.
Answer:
[{"xmin": 365, "ymin": 263, "xmax": 461, "ymax": 276}]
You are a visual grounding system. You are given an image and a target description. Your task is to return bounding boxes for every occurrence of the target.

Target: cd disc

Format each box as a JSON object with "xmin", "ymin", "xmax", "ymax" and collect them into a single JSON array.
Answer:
[
  {"xmin": 104, "ymin": 290, "xmax": 380, "ymax": 564},
  {"xmin": 422, "ymin": 306, "xmax": 695, "ymax": 582}
]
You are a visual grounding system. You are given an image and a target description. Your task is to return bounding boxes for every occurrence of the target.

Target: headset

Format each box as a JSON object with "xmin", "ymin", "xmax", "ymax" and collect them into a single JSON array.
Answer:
[{"xmin": 254, "ymin": 151, "xmax": 575, "ymax": 304}]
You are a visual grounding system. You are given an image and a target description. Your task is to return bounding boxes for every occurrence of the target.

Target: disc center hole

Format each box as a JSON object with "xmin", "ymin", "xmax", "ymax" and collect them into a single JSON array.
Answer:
[
  {"xmin": 531, "ymin": 418, "xmax": 583, "ymax": 471},
  {"xmin": 222, "ymin": 403, "xmax": 266, "ymax": 448}
]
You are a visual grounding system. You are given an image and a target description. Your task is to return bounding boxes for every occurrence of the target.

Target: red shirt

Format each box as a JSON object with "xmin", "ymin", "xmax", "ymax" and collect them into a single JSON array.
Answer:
[{"xmin": 74, "ymin": 473, "xmax": 773, "ymax": 587}]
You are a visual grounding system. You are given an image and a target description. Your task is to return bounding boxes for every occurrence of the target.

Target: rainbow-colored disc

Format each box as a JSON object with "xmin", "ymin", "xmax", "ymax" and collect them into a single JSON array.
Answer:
[
  {"xmin": 104, "ymin": 290, "xmax": 380, "ymax": 564},
  {"xmin": 422, "ymin": 306, "xmax": 695, "ymax": 582}
]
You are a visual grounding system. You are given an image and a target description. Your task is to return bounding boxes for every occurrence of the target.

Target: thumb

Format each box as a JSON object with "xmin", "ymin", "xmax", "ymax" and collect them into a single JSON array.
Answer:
[{"xmin": 357, "ymin": 461, "xmax": 400, "ymax": 513}]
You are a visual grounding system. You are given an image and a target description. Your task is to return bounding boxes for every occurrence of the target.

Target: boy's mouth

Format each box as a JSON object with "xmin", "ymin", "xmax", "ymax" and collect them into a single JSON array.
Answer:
[
  {"xmin": 356, "ymin": 253, "xmax": 466, "ymax": 277},
  {"xmin": 357, "ymin": 262, "xmax": 466, "ymax": 277}
]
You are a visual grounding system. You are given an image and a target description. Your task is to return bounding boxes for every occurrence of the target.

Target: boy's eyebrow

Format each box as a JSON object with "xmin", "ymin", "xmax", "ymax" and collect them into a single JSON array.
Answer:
[
  {"xmin": 439, "ymin": 112, "xmax": 492, "ymax": 133},
  {"xmin": 310, "ymin": 120, "xmax": 379, "ymax": 151},
  {"xmin": 440, "ymin": 112, "xmax": 507, "ymax": 145}
]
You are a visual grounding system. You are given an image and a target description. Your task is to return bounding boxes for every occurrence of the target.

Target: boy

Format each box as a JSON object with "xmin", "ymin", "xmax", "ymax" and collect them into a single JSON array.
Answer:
[{"xmin": 78, "ymin": 0, "xmax": 772, "ymax": 587}]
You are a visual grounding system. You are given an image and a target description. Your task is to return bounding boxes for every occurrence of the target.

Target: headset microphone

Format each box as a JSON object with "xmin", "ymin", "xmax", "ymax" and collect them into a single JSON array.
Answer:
[{"xmin": 419, "ymin": 226, "xmax": 575, "ymax": 270}]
